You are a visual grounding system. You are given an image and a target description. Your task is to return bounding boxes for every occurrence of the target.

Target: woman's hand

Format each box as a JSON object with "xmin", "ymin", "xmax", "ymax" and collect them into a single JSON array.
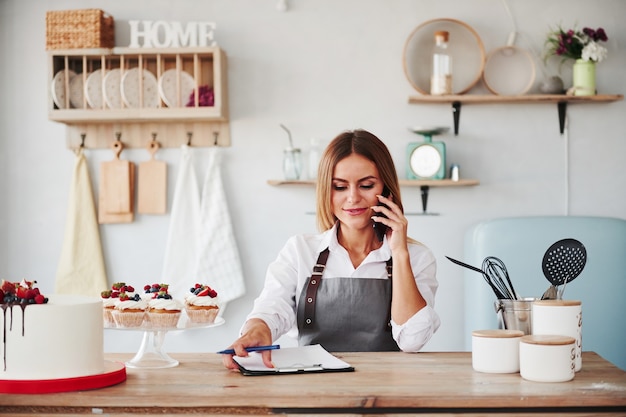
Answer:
[
  {"xmin": 371, "ymin": 193, "xmax": 409, "ymax": 255},
  {"xmin": 221, "ymin": 318, "xmax": 274, "ymax": 370}
]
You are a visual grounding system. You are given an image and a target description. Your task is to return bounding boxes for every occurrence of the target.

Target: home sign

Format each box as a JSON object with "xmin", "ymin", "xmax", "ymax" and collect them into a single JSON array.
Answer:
[{"xmin": 129, "ymin": 21, "xmax": 217, "ymax": 48}]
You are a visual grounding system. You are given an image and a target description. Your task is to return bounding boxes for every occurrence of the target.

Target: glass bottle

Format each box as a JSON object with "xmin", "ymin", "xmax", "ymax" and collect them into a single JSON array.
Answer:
[
  {"xmin": 430, "ymin": 30, "xmax": 452, "ymax": 95},
  {"xmin": 283, "ymin": 147, "xmax": 302, "ymax": 180}
]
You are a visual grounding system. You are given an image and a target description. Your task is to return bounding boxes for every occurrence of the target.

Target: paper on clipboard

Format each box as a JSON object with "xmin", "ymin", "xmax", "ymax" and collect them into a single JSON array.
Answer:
[{"xmin": 233, "ymin": 344, "xmax": 354, "ymax": 376}]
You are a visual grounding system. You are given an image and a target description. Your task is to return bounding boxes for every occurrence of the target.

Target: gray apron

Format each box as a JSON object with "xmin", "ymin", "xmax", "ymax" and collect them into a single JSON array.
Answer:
[{"xmin": 297, "ymin": 248, "xmax": 399, "ymax": 352}]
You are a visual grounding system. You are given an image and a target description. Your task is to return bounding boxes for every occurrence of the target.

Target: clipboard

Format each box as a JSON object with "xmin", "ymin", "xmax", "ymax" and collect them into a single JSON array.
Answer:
[{"xmin": 233, "ymin": 344, "xmax": 355, "ymax": 376}]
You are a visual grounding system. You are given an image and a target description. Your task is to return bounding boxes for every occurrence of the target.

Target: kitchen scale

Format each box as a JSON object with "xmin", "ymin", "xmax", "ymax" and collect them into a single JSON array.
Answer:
[{"xmin": 406, "ymin": 126, "xmax": 448, "ymax": 215}]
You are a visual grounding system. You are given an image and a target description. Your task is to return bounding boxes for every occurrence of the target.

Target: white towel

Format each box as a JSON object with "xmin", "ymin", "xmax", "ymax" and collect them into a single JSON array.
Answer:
[
  {"xmin": 195, "ymin": 147, "xmax": 246, "ymax": 309},
  {"xmin": 161, "ymin": 144, "xmax": 202, "ymax": 298},
  {"xmin": 55, "ymin": 149, "xmax": 108, "ymax": 297}
]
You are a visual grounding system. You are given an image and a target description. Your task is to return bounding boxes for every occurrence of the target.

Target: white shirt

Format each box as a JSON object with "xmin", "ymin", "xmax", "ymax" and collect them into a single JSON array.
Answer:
[{"xmin": 246, "ymin": 223, "xmax": 441, "ymax": 352}]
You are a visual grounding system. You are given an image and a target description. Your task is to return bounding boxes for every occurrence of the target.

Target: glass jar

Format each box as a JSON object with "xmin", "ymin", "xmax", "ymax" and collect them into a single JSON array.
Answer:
[{"xmin": 283, "ymin": 147, "xmax": 302, "ymax": 180}]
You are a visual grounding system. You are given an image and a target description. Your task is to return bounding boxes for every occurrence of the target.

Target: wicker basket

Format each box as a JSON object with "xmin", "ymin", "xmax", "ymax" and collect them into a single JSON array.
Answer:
[{"xmin": 46, "ymin": 9, "xmax": 114, "ymax": 50}]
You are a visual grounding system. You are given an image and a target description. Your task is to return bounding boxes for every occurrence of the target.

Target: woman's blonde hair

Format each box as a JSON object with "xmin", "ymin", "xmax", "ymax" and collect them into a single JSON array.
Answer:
[{"xmin": 316, "ymin": 129, "xmax": 403, "ymax": 232}]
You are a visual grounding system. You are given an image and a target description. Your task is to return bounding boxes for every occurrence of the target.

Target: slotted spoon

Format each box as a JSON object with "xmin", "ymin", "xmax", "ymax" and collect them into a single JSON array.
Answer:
[{"xmin": 541, "ymin": 238, "xmax": 587, "ymax": 300}]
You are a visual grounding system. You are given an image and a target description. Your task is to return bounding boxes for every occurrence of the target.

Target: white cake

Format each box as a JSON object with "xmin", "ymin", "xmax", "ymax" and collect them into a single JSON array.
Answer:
[{"xmin": 1, "ymin": 294, "xmax": 104, "ymax": 380}]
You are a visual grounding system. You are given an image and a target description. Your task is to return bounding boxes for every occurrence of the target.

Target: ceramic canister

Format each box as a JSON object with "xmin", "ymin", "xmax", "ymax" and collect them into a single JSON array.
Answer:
[
  {"xmin": 532, "ymin": 299, "xmax": 582, "ymax": 372},
  {"xmin": 472, "ymin": 329, "xmax": 524, "ymax": 373},
  {"xmin": 519, "ymin": 335, "xmax": 576, "ymax": 382}
]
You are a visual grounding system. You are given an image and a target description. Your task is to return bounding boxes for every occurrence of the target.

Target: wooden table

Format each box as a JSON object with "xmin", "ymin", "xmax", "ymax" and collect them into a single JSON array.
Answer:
[{"xmin": 2, "ymin": 352, "xmax": 625, "ymax": 415}]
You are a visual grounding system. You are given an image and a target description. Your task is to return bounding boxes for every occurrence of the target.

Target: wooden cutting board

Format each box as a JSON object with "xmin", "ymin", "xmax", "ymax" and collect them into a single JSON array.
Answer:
[
  {"xmin": 137, "ymin": 140, "xmax": 167, "ymax": 214},
  {"xmin": 99, "ymin": 140, "xmax": 134, "ymax": 224}
]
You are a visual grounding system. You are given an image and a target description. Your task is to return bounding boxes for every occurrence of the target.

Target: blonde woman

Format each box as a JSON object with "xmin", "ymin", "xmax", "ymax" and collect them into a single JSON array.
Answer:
[{"xmin": 223, "ymin": 129, "xmax": 440, "ymax": 369}]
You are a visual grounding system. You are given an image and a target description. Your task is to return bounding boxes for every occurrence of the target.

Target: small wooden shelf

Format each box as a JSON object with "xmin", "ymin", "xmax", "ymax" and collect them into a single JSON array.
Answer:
[
  {"xmin": 408, "ymin": 94, "xmax": 624, "ymax": 135},
  {"xmin": 267, "ymin": 179, "xmax": 479, "ymax": 214},
  {"xmin": 267, "ymin": 179, "xmax": 479, "ymax": 187}
]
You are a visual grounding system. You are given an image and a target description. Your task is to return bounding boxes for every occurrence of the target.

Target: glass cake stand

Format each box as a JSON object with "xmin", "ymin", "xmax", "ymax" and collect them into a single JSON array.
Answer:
[{"xmin": 105, "ymin": 315, "xmax": 225, "ymax": 369}]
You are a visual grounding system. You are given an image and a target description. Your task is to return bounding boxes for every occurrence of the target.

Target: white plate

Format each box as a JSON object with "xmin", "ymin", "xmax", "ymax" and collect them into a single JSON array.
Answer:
[
  {"xmin": 68, "ymin": 72, "xmax": 86, "ymax": 108},
  {"xmin": 403, "ymin": 18, "xmax": 485, "ymax": 95},
  {"xmin": 51, "ymin": 69, "xmax": 76, "ymax": 109},
  {"xmin": 158, "ymin": 69, "xmax": 196, "ymax": 107},
  {"xmin": 121, "ymin": 68, "xmax": 159, "ymax": 108},
  {"xmin": 482, "ymin": 46, "xmax": 536, "ymax": 96},
  {"xmin": 103, "ymin": 69, "xmax": 122, "ymax": 109},
  {"xmin": 84, "ymin": 69, "xmax": 104, "ymax": 109}
]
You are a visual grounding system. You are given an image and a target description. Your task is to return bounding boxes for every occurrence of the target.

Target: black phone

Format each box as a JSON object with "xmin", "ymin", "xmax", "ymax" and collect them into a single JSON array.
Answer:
[{"xmin": 373, "ymin": 187, "xmax": 390, "ymax": 242}]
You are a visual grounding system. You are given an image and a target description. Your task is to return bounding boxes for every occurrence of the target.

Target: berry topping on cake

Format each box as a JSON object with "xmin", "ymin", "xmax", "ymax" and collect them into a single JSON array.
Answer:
[
  {"xmin": 190, "ymin": 284, "xmax": 218, "ymax": 298},
  {"xmin": 1, "ymin": 279, "xmax": 48, "ymax": 305},
  {"xmin": 144, "ymin": 283, "xmax": 172, "ymax": 298}
]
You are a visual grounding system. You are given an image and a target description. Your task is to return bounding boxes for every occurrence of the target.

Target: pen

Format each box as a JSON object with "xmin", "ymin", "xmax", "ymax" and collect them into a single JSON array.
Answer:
[{"xmin": 217, "ymin": 344, "xmax": 280, "ymax": 355}]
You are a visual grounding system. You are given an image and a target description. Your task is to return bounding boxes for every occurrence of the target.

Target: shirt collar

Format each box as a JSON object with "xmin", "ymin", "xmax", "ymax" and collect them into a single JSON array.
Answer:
[{"xmin": 318, "ymin": 222, "xmax": 392, "ymax": 261}]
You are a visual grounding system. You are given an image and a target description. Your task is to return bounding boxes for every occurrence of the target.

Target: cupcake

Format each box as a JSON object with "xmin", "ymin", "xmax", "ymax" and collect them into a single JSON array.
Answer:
[
  {"xmin": 101, "ymin": 282, "xmax": 134, "ymax": 327},
  {"xmin": 185, "ymin": 283, "xmax": 220, "ymax": 324},
  {"xmin": 112, "ymin": 290, "xmax": 147, "ymax": 328},
  {"xmin": 145, "ymin": 284, "xmax": 182, "ymax": 328}
]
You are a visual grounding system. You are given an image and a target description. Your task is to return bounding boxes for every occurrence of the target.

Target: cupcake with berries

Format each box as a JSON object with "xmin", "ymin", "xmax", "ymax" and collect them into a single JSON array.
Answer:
[
  {"xmin": 144, "ymin": 283, "xmax": 183, "ymax": 328},
  {"xmin": 184, "ymin": 283, "xmax": 220, "ymax": 324},
  {"xmin": 111, "ymin": 285, "xmax": 147, "ymax": 328},
  {"xmin": 100, "ymin": 282, "xmax": 128, "ymax": 327}
]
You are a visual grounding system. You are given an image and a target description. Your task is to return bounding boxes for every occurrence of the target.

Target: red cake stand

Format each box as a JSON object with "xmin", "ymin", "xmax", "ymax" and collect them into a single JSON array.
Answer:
[{"xmin": 0, "ymin": 360, "xmax": 126, "ymax": 394}]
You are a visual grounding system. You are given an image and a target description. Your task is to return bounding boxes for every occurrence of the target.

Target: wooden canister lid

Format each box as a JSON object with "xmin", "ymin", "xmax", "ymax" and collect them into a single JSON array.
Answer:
[
  {"xmin": 472, "ymin": 329, "xmax": 524, "ymax": 338},
  {"xmin": 521, "ymin": 335, "xmax": 575, "ymax": 346},
  {"xmin": 533, "ymin": 300, "xmax": 581, "ymax": 307}
]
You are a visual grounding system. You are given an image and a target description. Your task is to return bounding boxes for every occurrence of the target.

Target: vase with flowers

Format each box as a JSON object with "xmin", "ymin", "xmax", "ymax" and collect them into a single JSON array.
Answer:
[{"xmin": 544, "ymin": 25, "xmax": 608, "ymax": 96}]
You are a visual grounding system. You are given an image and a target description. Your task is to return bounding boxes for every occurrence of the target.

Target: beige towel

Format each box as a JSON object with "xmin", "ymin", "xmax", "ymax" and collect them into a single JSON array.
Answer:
[{"xmin": 55, "ymin": 149, "xmax": 108, "ymax": 297}]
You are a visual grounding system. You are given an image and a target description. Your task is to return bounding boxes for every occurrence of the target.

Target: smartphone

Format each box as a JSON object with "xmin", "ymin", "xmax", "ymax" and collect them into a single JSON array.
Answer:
[{"xmin": 373, "ymin": 187, "xmax": 390, "ymax": 242}]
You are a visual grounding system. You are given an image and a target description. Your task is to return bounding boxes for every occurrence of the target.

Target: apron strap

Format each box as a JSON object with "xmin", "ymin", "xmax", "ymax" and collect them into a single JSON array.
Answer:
[{"xmin": 302, "ymin": 248, "xmax": 330, "ymax": 328}]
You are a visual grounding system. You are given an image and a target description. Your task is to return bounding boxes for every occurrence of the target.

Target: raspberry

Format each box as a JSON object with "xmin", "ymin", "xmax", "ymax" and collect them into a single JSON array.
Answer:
[{"xmin": 34, "ymin": 294, "xmax": 45, "ymax": 304}]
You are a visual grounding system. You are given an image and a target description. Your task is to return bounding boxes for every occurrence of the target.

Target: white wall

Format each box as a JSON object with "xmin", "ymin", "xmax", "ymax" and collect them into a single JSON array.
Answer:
[{"xmin": 1, "ymin": 0, "xmax": 624, "ymax": 355}]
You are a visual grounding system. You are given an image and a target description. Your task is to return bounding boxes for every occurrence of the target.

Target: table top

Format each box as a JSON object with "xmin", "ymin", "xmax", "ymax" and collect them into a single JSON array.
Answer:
[{"xmin": 2, "ymin": 351, "xmax": 625, "ymax": 415}]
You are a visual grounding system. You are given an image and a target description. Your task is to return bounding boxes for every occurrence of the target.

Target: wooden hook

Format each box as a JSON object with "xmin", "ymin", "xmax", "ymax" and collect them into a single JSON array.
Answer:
[{"xmin": 112, "ymin": 132, "xmax": 124, "ymax": 159}]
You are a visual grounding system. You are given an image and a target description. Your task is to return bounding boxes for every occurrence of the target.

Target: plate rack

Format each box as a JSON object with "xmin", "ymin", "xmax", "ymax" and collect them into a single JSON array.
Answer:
[{"xmin": 48, "ymin": 47, "xmax": 230, "ymax": 149}]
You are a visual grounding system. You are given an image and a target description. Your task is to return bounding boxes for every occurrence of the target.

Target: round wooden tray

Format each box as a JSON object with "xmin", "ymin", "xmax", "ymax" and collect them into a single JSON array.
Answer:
[
  {"xmin": 482, "ymin": 46, "xmax": 536, "ymax": 96},
  {"xmin": 403, "ymin": 18, "xmax": 486, "ymax": 95}
]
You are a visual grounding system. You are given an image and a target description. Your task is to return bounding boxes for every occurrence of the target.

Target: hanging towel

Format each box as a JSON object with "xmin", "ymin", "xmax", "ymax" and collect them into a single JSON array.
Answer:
[
  {"xmin": 162, "ymin": 144, "xmax": 202, "ymax": 297},
  {"xmin": 195, "ymin": 147, "xmax": 246, "ymax": 309},
  {"xmin": 55, "ymin": 149, "xmax": 108, "ymax": 297}
]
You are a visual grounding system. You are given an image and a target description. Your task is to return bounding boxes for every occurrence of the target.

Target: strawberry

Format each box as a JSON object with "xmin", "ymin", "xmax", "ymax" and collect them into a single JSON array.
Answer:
[
  {"xmin": 34, "ymin": 294, "xmax": 46, "ymax": 304},
  {"xmin": 208, "ymin": 289, "xmax": 218, "ymax": 298},
  {"xmin": 25, "ymin": 289, "xmax": 36, "ymax": 300},
  {"xmin": 0, "ymin": 289, "xmax": 4, "ymax": 300},
  {"xmin": 101, "ymin": 290, "xmax": 112, "ymax": 298},
  {"xmin": 111, "ymin": 291, "xmax": 120, "ymax": 298},
  {"xmin": 119, "ymin": 293, "xmax": 130, "ymax": 301},
  {"xmin": 143, "ymin": 284, "xmax": 151, "ymax": 291},
  {"xmin": 196, "ymin": 287, "xmax": 210, "ymax": 297},
  {"xmin": 1, "ymin": 280, "xmax": 15, "ymax": 295},
  {"xmin": 16, "ymin": 286, "xmax": 28, "ymax": 299},
  {"xmin": 126, "ymin": 285, "xmax": 135, "ymax": 293}
]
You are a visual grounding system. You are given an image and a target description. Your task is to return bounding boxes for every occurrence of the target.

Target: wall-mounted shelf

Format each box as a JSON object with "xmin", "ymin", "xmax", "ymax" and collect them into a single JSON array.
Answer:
[
  {"xmin": 408, "ymin": 94, "xmax": 624, "ymax": 135},
  {"xmin": 48, "ymin": 47, "xmax": 230, "ymax": 149},
  {"xmin": 268, "ymin": 179, "xmax": 479, "ymax": 214}
]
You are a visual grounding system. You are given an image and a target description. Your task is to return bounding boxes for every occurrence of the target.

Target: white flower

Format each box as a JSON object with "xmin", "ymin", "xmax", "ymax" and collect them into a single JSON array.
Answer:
[{"xmin": 581, "ymin": 41, "xmax": 608, "ymax": 63}]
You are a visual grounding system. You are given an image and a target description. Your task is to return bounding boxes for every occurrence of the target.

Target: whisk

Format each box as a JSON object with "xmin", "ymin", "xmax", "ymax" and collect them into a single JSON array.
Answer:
[{"xmin": 446, "ymin": 255, "xmax": 519, "ymax": 300}]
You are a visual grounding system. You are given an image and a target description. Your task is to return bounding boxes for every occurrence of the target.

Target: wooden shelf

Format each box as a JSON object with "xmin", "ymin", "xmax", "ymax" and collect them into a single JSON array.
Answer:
[
  {"xmin": 47, "ymin": 47, "xmax": 230, "ymax": 149},
  {"xmin": 408, "ymin": 94, "xmax": 624, "ymax": 135},
  {"xmin": 268, "ymin": 179, "xmax": 479, "ymax": 187},
  {"xmin": 268, "ymin": 179, "xmax": 479, "ymax": 214}
]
